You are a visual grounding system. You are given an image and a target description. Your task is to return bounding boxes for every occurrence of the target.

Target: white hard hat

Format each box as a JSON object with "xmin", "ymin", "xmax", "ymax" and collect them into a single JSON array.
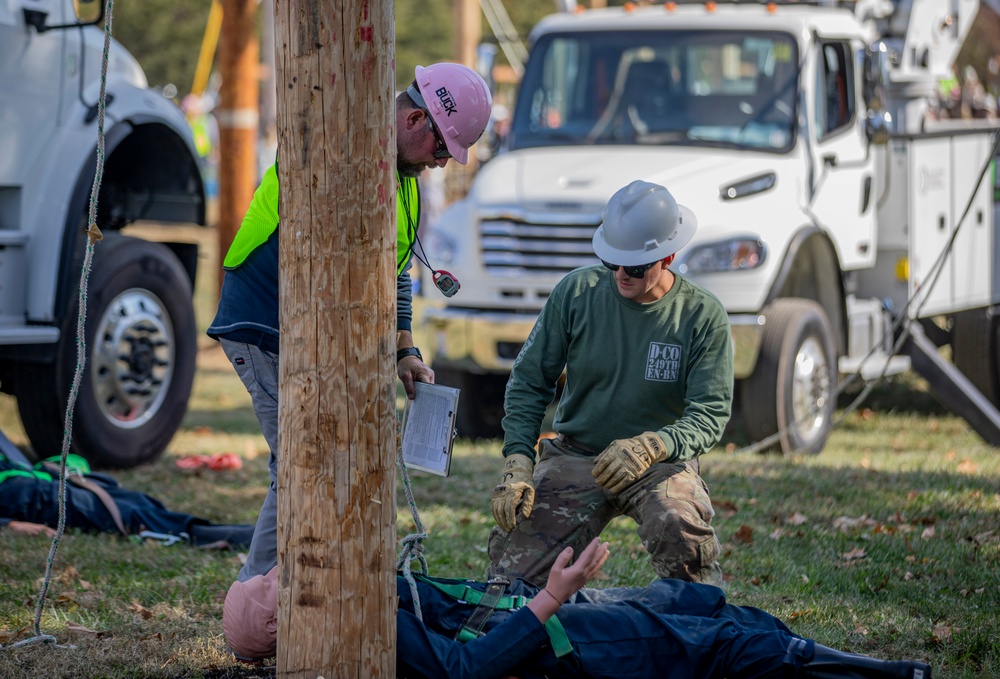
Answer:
[{"xmin": 593, "ymin": 180, "xmax": 698, "ymax": 265}]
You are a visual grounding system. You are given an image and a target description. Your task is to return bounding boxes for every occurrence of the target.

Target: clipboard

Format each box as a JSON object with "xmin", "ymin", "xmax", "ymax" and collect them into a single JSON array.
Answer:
[{"xmin": 401, "ymin": 381, "xmax": 460, "ymax": 477}]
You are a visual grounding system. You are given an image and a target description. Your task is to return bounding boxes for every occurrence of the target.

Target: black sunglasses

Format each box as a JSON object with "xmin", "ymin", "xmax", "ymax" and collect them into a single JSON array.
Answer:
[
  {"xmin": 602, "ymin": 260, "xmax": 658, "ymax": 278},
  {"xmin": 406, "ymin": 84, "xmax": 451, "ymax": 159}
]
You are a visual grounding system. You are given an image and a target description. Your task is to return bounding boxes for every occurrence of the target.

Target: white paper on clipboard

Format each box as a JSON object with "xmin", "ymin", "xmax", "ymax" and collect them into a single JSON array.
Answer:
[{"xmin": 401, "ymin": 381, "xmax": 460, "ymax": 476}]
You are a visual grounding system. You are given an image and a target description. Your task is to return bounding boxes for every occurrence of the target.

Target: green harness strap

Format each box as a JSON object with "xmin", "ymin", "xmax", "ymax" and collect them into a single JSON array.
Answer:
[{"xmin": 413, "ymin": 574, "xmax": 574, "ymax": 658}]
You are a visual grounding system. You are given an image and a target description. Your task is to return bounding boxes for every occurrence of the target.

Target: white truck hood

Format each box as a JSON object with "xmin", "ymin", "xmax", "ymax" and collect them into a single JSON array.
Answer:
[
  {"xmin": 464, "ymin": 144, "xmax": 809, "ymax": 312},
  {"xmin": 474, "ymin": 145, "xmax": 804, "ymax": 237}
]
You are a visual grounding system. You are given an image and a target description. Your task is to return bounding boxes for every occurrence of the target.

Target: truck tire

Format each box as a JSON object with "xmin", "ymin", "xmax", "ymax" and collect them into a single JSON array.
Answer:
[
  {"xmin": 740, "ymin": 298, "xmax": 836, "ymax": 455},
  {"xmin": 432, "ymin": 366, "xmax": 507, "ymax": 440},
  {"xmin": 14, "ymin": 235, "xmax": 196, "ymax": 469},
  {"xmin": 952, "ymin": 307, "xmax": 1000, "ymax": 406}
]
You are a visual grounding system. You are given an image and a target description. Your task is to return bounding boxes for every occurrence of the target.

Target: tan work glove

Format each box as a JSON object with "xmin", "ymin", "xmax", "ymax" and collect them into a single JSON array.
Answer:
[
  {"xmin": 491, "ymin": 454, "xmax": 536, "ymax": 533},
  {"xmin": 592, "ymin": 432, "xmax": 667, "ymax": 494}
]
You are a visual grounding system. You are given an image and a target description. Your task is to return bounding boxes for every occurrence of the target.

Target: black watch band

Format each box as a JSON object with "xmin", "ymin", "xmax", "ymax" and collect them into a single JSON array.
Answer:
[{"xmin": 396, "ymin": 346, "xmax": 423, "ymax": 363}]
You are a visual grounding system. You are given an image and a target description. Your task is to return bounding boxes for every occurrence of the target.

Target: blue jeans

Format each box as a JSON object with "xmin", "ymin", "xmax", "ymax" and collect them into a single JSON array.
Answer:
[{"xmin": 221, "ymin": 338, "xmax": 280, "ymax": 582}]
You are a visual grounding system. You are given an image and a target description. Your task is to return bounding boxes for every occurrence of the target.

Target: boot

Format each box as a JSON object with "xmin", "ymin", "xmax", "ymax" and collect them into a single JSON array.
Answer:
[{"xmin": 801, "ymin": 644, "xmax": 931, "ymax": 679}]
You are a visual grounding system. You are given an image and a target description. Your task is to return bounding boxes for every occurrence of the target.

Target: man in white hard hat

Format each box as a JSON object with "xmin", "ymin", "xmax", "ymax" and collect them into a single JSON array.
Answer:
[
  {"xmin": 488, "ymin": 180, "xmax": 733, "ymax": 587},
  {"xmin": 208, "ymin": 63, "xmax": 492, "ymax": 584}
]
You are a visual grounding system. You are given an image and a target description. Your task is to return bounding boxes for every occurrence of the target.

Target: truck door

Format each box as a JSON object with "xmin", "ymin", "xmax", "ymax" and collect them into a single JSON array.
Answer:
[
  {"xmin": 0, "ymin": 2, "xmax": 67, "ymax": 190},
  {"xmin": 807, "ymin": 38, "xmax": 876, "ymax": 271}
]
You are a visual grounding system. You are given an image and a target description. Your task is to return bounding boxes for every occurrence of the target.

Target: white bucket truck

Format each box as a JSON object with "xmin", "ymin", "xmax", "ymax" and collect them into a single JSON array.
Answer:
[
  {"xmin": 0, "ymin": 0, "xmax": 206, "ymax": 467},
  {"xmin": 421, "ymin": 0, "xmax": 1000, "ymax": 453}
]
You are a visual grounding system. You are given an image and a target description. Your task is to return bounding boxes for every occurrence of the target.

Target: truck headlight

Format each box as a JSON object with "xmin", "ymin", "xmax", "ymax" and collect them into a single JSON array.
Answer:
[
  {"xmin": 423, "ymin": 230, "xmax": 458, "ymax": 265},
  {"xmin": 677, "ymin": 238, "xmax": 766, "ymax": 274}
]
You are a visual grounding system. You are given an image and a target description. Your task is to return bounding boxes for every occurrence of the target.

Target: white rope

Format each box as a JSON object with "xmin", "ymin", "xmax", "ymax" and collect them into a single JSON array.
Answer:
[{"xmin": 0, "ymin": 0, "xmax": 113, "ymax": 653}]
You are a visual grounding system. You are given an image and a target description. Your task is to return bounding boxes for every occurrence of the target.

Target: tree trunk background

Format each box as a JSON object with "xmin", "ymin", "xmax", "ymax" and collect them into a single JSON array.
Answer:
[{"xmin": 273, "ymin": 1, "xmax": 397, "ymax": 676}]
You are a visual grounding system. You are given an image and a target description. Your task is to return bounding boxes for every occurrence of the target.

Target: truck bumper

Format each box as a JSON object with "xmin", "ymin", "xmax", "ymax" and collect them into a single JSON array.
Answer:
[
  {"xmin": 730, "ymin": 313, "xmax": 765, "ymax": 379},
  {"xmin": 423, "ymin": 307, "xmax": 539, "ymax": 373},
  {"xmin": 425, "ymin": 307, "xmax": 766, "ymax": 379}
]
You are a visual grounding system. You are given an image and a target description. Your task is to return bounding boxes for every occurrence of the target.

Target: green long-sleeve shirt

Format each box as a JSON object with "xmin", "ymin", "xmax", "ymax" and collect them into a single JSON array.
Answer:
[{"xmin": 501, "ymin": 265, "xmax": 733, "ymax": 463}]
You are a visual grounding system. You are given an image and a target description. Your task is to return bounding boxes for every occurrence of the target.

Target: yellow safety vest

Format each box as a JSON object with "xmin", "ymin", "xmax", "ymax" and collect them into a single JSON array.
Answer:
[{"xmin": 224, "ymin": 163, "xmax": 419, "ymax": 272}]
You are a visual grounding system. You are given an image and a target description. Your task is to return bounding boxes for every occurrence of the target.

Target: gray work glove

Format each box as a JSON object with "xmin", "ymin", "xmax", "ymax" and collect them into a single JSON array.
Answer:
[
  {"xmin": 490, "ymin": 454, "xmax": 535, "ymax": 533},
  {"xmin": 592, "ymin": 432, "xmax": 667, "ymax": 494}
]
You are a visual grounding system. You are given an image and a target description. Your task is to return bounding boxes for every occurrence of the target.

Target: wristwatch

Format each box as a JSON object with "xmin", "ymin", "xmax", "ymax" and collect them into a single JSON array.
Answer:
[{"xmin": 396, "ymin": 346, "xmax": 423, "ymax": 363}]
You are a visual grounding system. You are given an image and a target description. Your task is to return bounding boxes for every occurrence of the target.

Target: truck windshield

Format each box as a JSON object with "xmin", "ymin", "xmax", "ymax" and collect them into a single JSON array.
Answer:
[{"xmin": 510, "ymin": 30, "xmax": 799, "ymax": 153}]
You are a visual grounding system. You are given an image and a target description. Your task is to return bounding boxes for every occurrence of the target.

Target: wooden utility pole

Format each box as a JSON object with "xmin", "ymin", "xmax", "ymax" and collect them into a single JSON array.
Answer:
[
  {"xmin": 449, "ymin": 0, "xmax": 483, "ymax": 201},
  {"xmin": 273, "ymin": 1, "xmax": 397, "ymax": 677},
  {"xmin": 216, "ymin": 0, "xmax": 259, "ymax": 294},
  {"xmin": 453, "ymin": 0, "xmax": 481, "ymax": 69}
]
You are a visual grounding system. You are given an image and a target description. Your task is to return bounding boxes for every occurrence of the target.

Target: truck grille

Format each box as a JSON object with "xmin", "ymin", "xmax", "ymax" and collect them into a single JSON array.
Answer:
[{"xmin": 479, "ymin": 214, "xmax": 603, "ymax": 276}]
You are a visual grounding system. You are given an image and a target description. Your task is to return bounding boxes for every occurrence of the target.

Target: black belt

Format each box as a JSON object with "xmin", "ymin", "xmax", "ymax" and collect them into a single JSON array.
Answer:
[{"xmin": 555, "ymin": 433, "xmax": 595, "ymax": 454}]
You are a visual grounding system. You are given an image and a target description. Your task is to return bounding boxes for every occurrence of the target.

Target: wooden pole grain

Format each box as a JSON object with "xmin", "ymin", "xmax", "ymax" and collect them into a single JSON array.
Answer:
[{"xmin": 273, "ymin": 1, "xmax": 397, "ymax": 676}]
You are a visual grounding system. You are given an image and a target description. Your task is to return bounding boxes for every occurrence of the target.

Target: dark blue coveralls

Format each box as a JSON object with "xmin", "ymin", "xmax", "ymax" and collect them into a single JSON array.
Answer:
[
  {"xmin": 0, "ymin": 455, "xmax": 254, "ymax": 547},
  {"xmin": 396, "ymin": 575, "xmax": 815, "ymax": 679}
]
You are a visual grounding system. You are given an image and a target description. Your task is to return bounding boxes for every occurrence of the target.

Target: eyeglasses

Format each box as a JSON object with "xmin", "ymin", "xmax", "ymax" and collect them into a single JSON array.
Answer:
[
  {"xmin": 426, "ymin": 117, "xmax": 452, "ymax": 159},
  {"xmin": 602, "ymin": 260, "xmax": 658, "ymax": 278},
  {"xmin": 406, "ymin": 84, "xmax": 451, "ymax": 159}
]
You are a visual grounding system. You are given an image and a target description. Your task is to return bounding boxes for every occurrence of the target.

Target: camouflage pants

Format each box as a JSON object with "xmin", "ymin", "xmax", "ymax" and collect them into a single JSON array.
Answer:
[{"xmin": 487, "ymin": 437, "xmax": 723, "ymax": 587}]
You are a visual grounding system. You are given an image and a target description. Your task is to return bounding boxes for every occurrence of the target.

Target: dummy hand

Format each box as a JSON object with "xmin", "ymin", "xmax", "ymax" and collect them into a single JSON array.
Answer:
[
  {"xmin": 526, "ymin": 538, "xmax": 610, "ymax": 625},
  {"xmin": 545, "ymin": 538, "xmax": 610, "ymax": 603},
  {"xmin": 397, "ymin": 356, "xmax": 434, "ymax": 400},
  {"xmin": 491, "ymin": 455, "xmax": 535, "ymax": 533},
  {"xmin": 7, "ymin": 521, "xmax": 56, "ymax": 538},
  {"xmin": 591, "ymin": 432, "xmax": 667, "ymax": 494}
]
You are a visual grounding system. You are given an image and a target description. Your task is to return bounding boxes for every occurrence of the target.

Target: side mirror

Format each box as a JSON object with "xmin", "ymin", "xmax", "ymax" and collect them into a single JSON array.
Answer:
[
  {"xmin": 21, "ymin": 0, "xmax": 103, "ymax": 33},
  {"xmin": 861, "ymin": 41, "xmax": 892, "ymax": 145},
  {"xmin": 865, "ymin": 109, "xmax": 892, "ymax": 146},
  {"xmin": 74, "ymin": 0, "xmax": 102, "ymax": 24}
]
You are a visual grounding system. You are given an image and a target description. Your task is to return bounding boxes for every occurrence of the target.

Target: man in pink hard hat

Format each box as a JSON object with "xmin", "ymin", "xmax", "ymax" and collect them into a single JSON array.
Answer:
[{"xmin": 208, "ymin": 63, "xmax": 491, "ymax": 586}]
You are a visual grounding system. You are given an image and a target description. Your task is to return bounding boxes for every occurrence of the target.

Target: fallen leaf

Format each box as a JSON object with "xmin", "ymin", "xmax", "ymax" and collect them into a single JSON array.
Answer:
[
  {"xmin": 769, "ymin": 528, "xmax": 786, "ymax": 540},
  {"xmin": 842, "ymin": 547, "xmax": 867, "ymax": 561},
  {"xmin": 733, "ymin": 525, "xmax": 753, "ymax": 545},
  {"xmin": 788, "ymin": 609, "xmax": 811, "ymax": 620},
  {"xmin": 129, "ymin": 600, "xmax": 154, "ymax": 620},
  {"xmin": 714, "ymin": 499, "xmax": 739, "ymax": 517},
  {"xmin": 931, "ymin": 625, "xmax": 953, "ymax": 643},
  {"xmin": 785, "ymin": 512, "xmax": 808, "ymax": 526},
  {"xmin": 921, "ymin": 526, "xmax": 936, "ymax": 540},
  {"xmin": 832, "ymin": 515, "xmax": 874, "ymax": 531},
  {"xmin": 860, "ymin": 456, "xmax": 871, "ymax": 469},
  {"xmin": 65, "ymin": 621, "xmax": 106, "ymax": 638},
  {"xmin": 957, "ymin": 459, "xmax": 978, "ymax": 474}
]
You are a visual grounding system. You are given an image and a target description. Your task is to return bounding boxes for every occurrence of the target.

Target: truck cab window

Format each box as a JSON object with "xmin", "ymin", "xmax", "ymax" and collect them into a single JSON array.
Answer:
[
  {"xmin": 815, "ymin": 41, "xmax": 855, "ymax": 139},
  {"xmin": 511, "ymin": 30, "xmax": 798, "ymax": 153}
]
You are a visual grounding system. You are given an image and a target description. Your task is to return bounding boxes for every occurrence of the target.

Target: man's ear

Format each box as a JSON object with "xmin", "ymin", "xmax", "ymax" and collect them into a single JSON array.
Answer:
[
  {"xmin": 664, "ymin": 254, "xmax": 676, "ymax": 267},
  {"xmin": 403, "ymin": 107, "xmax": 426, "ymax": 131}
]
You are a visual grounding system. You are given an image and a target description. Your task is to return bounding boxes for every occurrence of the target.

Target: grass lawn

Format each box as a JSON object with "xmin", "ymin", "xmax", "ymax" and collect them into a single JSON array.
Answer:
[{"xmin": 0, "ymin": 225, "xmax": 997, "ymax": 677}]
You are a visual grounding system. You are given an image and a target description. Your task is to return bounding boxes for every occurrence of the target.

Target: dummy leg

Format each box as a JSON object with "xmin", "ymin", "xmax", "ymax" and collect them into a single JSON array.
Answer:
[{"xmin": 800, "ymin": 644, "xmax": 932, "ymax": 679}]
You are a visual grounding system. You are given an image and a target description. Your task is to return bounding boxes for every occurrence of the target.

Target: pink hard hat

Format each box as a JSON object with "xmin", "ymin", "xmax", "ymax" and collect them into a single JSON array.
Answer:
[{"xmin": 412, "ymin": 63, "xmax": 492, "ymax": 164}]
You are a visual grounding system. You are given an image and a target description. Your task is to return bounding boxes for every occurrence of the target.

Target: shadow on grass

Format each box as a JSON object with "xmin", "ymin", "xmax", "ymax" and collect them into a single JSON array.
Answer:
[{"xmin": 201, "ymin": 666, "xmax": 275, "ymax": 678}]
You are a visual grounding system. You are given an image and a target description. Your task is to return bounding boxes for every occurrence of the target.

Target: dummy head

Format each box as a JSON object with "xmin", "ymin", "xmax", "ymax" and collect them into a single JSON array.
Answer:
[{"xmin": 222, "ymin": 567, "xmax": 278, "ymax": 660}]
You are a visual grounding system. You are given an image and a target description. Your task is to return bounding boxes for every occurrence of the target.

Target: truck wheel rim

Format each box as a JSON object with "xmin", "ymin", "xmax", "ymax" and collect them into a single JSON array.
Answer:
[
  {"xmin": 90, "ymin": 289, "xmax": 175, "ymax": 429},
  {"xmin": 791, "ymin": 336, "xmax": 830, "ymax": 443}
]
